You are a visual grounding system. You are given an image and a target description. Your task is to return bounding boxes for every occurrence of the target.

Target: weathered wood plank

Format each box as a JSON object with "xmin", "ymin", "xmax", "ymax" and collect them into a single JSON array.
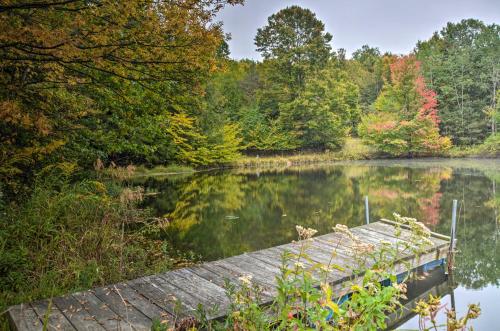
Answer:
[
  {"xmin": 8, "ymin": 304, "xmax": 43, "ymax": 331},
  {"xmin": 247, "ymin": 249, "xmax": 284, "ymax": 269},
  {"xmin": 195, "ymin": 257, "xmax": 277, "ymax": 300},
  {"xmin": 272, "ymin": 243, "xmax": 345, "ymax": 280},
  {"xmin": 212, "ymin": 258, "xmax": 279, "ymax": 292},
  {"xmin": 128, "ymin": 276, "xmax": 196, "ymax": 317},
  {"xmin": 73, "ymin": 290, "xmax": 131, "ymax": 331},
  {"xmin": 106, "ymin": 283, "xmax": 171, "ymax": 322},
  {"xmin": 350, "ymin": 227, "xmax": 413, "ymax": 252},
  {"xmin": 52, "ymin": 295, "xmax": 105, "ymax": 331},
  {"xmin": 157, "ymin": 269, "xmax": 230, "ymax": 318},
  {"xmin": 313, "ymin": 231, "xmax": 385, "ymax": 259},
  {"xmin": 31, "ymin": 300, "xmax": 76, "ymax": 331},
  {"xmin": 187, "ymin": 264, "xmax": 235, "ymax": 289},
  {"xmin": 94, "ymin": 285, "xmax": 153, "ymax": 330}
]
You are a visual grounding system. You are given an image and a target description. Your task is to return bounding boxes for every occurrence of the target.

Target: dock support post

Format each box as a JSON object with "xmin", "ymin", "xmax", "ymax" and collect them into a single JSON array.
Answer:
[
  {"xmin": 447, "ymin": 199, "xmax": 458, "ymax": 275},
  {"xmin": 365, "ymin": 196, "xmax": 370, "ymax": 224}
]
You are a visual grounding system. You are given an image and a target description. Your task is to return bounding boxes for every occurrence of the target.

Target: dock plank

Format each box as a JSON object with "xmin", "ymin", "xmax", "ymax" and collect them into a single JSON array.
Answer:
[
  {"xmin": 8, "ymin": 304, "xmax": 43, "ymax": 331},
  {"xmin": 52, "ymin": 295, "xmax": 105, "ymax": 331},
  {"xmin": 73, "ymin": 291, "xmax": 131, "ymax": 331},
  {"xmin": 156, "ymin": 269, "xmax": 230, "ymax": 318},
  {"xmin": 93, "ymin": 286, "xmax": 153, "ymax": 330},
  {"xmin": 128, "ymin": 276, "xmax": 196, "ymax": 316},
  {"xmin": 106, "ymin": 283, "xmax": 172, "ymax": 322},
  {"xmin": 31, "ymin": 300, "xmax": 75, "ymax": 331}
]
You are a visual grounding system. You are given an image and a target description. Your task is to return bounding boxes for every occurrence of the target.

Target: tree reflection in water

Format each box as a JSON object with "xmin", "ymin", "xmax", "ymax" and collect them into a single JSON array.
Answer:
[{"xmin": 133, "ymin": 159, "xmax": 499, "ymax": 291}]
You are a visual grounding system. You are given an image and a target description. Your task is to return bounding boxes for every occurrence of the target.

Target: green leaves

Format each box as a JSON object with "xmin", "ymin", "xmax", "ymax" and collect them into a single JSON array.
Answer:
[
  {"xmin": 359, "ymin": 56, "xmax": 452, "ymax": 156},
  {"xmin": 278, "ymin": 67, "xmax": 359, "ymax": 150},
  {"xmin": 255, "ymin": 6, "xmax": 332, "ymax": 66},
  {"xmin": 416, "ymin": 19, "xmax": 500, "ymax": 145}
]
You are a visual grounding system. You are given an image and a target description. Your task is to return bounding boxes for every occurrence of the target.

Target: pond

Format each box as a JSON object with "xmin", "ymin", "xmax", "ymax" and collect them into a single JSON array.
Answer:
[{"xmin": 133, "ymin": 158, "xmax": 499, "ymax": 329}]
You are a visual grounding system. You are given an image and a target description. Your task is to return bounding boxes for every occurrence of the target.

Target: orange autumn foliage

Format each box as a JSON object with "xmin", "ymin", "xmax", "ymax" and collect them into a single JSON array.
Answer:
[{"xmin": 0, "ymin": 0, "xmax": 242, "ymax": 190}]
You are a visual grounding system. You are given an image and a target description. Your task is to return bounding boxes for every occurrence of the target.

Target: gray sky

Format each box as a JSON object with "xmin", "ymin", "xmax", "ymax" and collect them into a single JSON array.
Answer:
[{"xmin": 217, "ymin": 0, "xmax": 500, "ymax": 60}]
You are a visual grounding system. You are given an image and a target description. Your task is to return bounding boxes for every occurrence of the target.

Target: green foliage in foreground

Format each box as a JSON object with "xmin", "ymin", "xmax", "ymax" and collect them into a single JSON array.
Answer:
[
  {"xmin": 0, "ymin": 170, "xmax": 191, "ymax": 323},
  {"xmin": 151, "ymin": 215, "xmax": 480, "ymax": 330}
]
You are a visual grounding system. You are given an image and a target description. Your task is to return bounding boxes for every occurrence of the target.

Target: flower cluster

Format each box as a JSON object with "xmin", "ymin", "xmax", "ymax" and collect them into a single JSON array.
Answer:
[
  {"xmin": 333, "ymin": 224, "xmax": 356, "ymax": 240},
  {"xmin": 333, "ymin": 224, "xmax": 375, "ymax": 254},
  {"xmin": 393, "ymin": 213, "xmax": 434, "ymax": 247},
  {"xmin": 295, "ymin": 225, "xmax": 318, "ymax": 240},
  {"xmin": 238, "ymin": 274, "xmax": 253, "ymax": 286}
]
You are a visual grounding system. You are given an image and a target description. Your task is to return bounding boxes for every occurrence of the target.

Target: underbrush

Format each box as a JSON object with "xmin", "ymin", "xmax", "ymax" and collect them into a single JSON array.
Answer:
[
  {"xmin": 447, "ymin": 134, "xmax": 500, "ymax": 158},
  {"xmin": 129, "ymin": 164, "xmax": 196, "ymax": 177},
  {"xmin": 0, "ymin": 169, "xmax": 191, "ymax": 328},
  {"xmin": 233, "ymin": 138, "xmax": 378, "ymax": 168}
]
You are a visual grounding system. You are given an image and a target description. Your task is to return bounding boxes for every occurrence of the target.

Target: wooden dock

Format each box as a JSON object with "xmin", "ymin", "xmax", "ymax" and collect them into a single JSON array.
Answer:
[
  {"xmin": 8, "ymin": 220, "xmax": 450, "ymax": 331},
  {"xmin": 386, "ymin": 263, "xmax": 453, "ymax": 330}
]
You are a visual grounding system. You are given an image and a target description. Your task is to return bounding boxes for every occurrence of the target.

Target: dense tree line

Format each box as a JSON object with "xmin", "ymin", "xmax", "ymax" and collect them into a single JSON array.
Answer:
[
  {"xmin": 206, "ymin": 8, "xmax": 498, "ymax": 155},
  {"xmin": 1, "ymin": 3, "xmax": 499, "ymax": 196}
]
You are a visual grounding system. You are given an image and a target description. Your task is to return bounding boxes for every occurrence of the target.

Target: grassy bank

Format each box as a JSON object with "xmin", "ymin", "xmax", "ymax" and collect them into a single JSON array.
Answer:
[
  {"xmin": 447, "ymin": 134, "xmax": 500, "ymax": 158},
  {"xmin": 232, "ymin": 138, "xmax": 378, "ymax": 168},
  {"xmin": 98, "ymin": 137, "xmax": 499, "ymax": 178},
  {"xmin": 231, "ymin": 137, "xmax": 499, "ymax": 170}
]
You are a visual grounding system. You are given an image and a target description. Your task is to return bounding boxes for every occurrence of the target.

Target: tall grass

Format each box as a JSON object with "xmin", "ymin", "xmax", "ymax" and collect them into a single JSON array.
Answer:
[{"xmin": 0, "ymin": 170, "xmax": 178, "ymax": 327}]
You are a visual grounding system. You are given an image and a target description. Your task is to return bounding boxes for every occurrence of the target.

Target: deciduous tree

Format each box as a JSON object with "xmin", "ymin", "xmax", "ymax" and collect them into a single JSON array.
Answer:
[{"xmin": 359, "ymin": 56, "xmax": 451, "ymax": 156}]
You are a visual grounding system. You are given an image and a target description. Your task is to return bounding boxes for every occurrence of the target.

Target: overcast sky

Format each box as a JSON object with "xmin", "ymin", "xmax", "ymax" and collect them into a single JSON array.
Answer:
[{"xmin": 217, "ymin": 0, "xmax": 500, "ymax": 60}]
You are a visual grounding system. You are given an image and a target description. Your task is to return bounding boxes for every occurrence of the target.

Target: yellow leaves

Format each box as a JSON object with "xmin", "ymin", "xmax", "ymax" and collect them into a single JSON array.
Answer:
[
  {"xmin": 35, "ymin": 115, "xmax": 52, "ymax": 136},
  {"xmin": 35, "ymin": 140, "xmax": 66, "ymax": 158},
  {"xmin": 1, "ymin": 0, "xmax": 236, "ymax": 93},
  {"xmin": 89, "ymin": 181, "xmax": 107, "ymax": 194},
  {"xmin": 167, "ymin": 112, "xmax": 205, "ymax": 150},
  {"xmin": 320, "ymin": 283, "xmax": 340, "ymax": 315},
  {"xmin": 350, "ymin": 284, "xmax": 362, "ymax": 292},
  {"xmin": 0, "ymin": 100, "xmax": 31, "ymax": 129},
  {"xmin": 167, "ymin": 113, "xmax": 243, "ymax": 165}
]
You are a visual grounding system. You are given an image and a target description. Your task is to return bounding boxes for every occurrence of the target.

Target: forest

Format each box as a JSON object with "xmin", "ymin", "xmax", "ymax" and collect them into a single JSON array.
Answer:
[
  {"xmin": 1, "ymin": 2, "xmax": 499, "ymax": 193},
  {"xmin": 0, "ymin": 0, "xmax": 499, "ymax": 330}
]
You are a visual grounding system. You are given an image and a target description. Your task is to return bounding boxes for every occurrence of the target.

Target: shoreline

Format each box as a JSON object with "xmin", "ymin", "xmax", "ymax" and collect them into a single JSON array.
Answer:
[{"xmin": 131, "ymin": 154, "xmax": 499, "ymax": 178}]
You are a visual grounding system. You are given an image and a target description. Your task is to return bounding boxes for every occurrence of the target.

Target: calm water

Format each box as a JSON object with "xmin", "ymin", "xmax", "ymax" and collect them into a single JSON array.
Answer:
[{"xmin": 134, "ymin": 158, "xmax": 499, "ymax": 329}]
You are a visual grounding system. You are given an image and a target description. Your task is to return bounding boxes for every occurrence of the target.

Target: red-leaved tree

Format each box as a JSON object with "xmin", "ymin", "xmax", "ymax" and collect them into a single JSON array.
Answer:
[{"xmin": 359, "ymin": 55, "xmax": 451, "ymax": 156}]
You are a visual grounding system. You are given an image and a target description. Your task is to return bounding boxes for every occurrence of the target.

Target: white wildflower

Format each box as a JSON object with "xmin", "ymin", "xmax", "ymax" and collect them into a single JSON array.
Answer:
[
  {"xmin": 238, "ymin": 274, "xmax": 253, "ymax": 286},
  {"xmin": 294, "ymin": 262, "xmax": 305, "ymax": 269},
  {"xmin": 296, "ymin": 225, "xmax": 318, "ymax": 240}
]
